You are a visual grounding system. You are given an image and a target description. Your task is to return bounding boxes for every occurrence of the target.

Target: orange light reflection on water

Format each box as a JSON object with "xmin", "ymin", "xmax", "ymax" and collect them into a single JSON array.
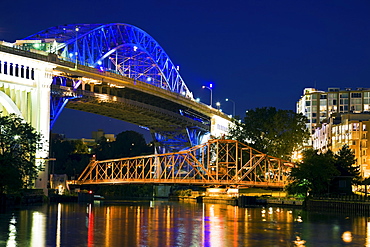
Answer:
[
  {"xmin": 5, "ymin": 201, "xmax": 370, "ymax": 246},
  {"xmin": 87, "ymin": 203, "xmax": 94, "ymax": 247}
]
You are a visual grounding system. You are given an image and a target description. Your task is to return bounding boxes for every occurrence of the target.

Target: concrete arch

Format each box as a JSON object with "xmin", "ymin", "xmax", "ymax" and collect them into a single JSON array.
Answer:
[{"xmin": 0, "ymin": 90, "xmax": 22, "ymax": 116}]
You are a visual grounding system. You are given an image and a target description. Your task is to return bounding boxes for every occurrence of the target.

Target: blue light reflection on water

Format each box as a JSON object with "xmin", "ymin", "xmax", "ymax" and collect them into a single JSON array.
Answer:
[{"xmin": 0, "ymin": 200, "xmax": 369, "ymax": 246}]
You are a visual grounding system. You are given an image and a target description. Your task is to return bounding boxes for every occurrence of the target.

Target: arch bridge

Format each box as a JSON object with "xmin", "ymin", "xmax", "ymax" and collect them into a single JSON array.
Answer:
[
  {"xmin": 72, "ymin": 139, "xmax": 294, "ymax": 188},
  {"xmin": 18, "ymin": 23, "xmax": 231, "ymax": 153},
  {"xmin": 0, "ymin": 23, "xmax": 231, "ymax": 192}
]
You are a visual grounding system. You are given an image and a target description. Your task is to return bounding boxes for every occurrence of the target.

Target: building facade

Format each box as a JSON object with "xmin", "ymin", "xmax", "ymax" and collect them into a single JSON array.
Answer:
[
  {"xmin": 297, "ymin": 88, "xmax": 370, "ymax": 177},
  {"xmin": 312, "ymin": 114, "xmax": 370, "ymax": 177},
  {"xmin": 297, "ymin": 87, "xmax": 370, "ymax": 134}
]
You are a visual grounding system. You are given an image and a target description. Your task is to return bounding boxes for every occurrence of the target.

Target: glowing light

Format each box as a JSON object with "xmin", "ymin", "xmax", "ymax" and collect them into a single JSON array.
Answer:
[
  {"xmin": 133, "ymin": 46, "xmax": 138, "ymax": 51},
  {"xmin": 216, "ymin": 102, "xmax": 221, "ymax": 110},
  {"xmin": 342, "ymin": 231, "xmax": 352, "ymax": 243},
  {"xmin": 294, "ymin": 236, "xmax": 306, "ymax": 246},
  {"xmin": 296, "ymin": 216, "xmax": 303, "ymax": 222},
  {"xmin": 97, "ymin": 60, "xmax": 102, "ymax": 65},
  {"xmin": 268, "ymin": 207, "xmax": 273, "ymax": 215}
]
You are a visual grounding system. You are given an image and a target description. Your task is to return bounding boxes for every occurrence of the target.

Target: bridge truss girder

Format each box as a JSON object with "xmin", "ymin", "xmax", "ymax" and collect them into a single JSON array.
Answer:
[
  {"xmin": 152, "ymin": 126, "xmax": 207, "ymax": 154},
  {"xmin": 24, "ymin": 23, "xmax": 192, "ymax": 98},
  {"xmin": 50, "ymin": 76, "xmax": 82, "ymax": 128},
  {"xmin": 74, "ymin": 139, "xmax": 294, "ymax": 188},
  {"xmin": 50, "ymin": 74, "xmax": 210, "ymax": 153}
]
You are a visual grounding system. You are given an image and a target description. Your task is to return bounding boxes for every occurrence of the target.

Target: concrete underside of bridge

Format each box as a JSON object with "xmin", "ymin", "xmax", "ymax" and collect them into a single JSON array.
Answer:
[
  {"xmin": 0, "ymin": 44, "xmax": 232, "ymax": 194},
  {"xmin": 52, "ymin": 62, "xmax": 227, "ymax": 151}
]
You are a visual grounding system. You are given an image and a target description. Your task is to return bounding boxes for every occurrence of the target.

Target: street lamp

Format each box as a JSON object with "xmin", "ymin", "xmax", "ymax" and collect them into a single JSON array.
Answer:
[
  {"xmin": 202, "ymin": 83, "xmax": 213, "ymax": 107},
  {"xmin": 225, "ymin": 98, "xmax": 235, "ymax": 117},
  {"xmin": 74, "ymin": 27, "xmax": 79, "ymax": 70},
  {"xmin": 216, "ymin": 102, "xmax": 221, "ymax": 110}
]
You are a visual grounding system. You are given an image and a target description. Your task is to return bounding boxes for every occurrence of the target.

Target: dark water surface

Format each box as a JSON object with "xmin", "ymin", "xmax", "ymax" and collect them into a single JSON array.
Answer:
[{"xmin": 0, "ymin": 200, "xmax": 369, "ymax": 246}]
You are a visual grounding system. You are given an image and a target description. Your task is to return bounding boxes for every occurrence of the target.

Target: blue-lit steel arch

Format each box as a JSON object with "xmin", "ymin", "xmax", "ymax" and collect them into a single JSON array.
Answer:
[{"xmin": 23, "ymin": 23, "xmax": 193, "ymax": 98}]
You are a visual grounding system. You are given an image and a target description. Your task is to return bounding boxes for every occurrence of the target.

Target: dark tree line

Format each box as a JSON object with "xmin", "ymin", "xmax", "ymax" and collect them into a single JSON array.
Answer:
[
  {"xmin": 51, "ymin": 130, "xmax": 154, "ymax": 179},
  {"xmin": 227, "ymin": 107, "xmax": 310, "ymax": 160},
  {"xmin": 95, "ymin": 130, "xmax": 153, "ymax": 160},
  {"xmin": 0, "ymin": 114, "xmax": 42, "ymax": 194},
  {"xmin": 286, "ymin": 145, "xmax": 360, "ymax": 197}
]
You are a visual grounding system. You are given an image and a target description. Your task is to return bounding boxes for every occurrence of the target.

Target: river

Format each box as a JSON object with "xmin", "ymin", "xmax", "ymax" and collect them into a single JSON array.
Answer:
[{"xmin": 0, "ymin": 200, "xmax": 369, "ymax": 246}]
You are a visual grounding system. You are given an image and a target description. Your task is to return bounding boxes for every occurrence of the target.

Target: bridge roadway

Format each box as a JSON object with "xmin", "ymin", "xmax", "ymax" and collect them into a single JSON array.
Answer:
[
  {"xmin": 1, "ymin": 43, "xmax": 231, "ymax": 152},
  {"xmin": 52, "ymin": 57, "xmax": 223, "ymax": 131},
  {"xmin": 1, "ymin": 44, "xmax": 228, "ymax": 125},
  {"xmin": 69, "ymin": 139, "xmax": 294, "ymax": 189}
]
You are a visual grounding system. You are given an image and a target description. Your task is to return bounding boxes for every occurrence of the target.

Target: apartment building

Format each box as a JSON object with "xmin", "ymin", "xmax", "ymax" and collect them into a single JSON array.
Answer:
[
  {"xmin": 297, "ymin": 87, "xmax": 370, "ymax": 134},
  {"xmin": 297, "ymin": 88, "xmax": 370, "ymax": 177},
  {"xmin": 312, "ymin": 114, "xmax": 370, "ymax": 177}
]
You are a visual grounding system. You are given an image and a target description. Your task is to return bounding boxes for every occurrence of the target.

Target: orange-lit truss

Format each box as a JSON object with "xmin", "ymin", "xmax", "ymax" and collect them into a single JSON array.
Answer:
[{"xmin": 73, "ymin": 139, "xmax": 294, "ymax": 188}]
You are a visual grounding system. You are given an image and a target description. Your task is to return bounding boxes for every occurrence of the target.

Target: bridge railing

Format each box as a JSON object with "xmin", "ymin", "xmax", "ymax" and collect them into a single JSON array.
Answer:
[{"xmin": 75, "ymin": 139, "xmax": 293, "ymax": 188}]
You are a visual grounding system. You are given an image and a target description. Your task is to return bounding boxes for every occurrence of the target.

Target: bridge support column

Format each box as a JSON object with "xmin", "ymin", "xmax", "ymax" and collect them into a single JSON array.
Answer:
[
  {"xmin": 32, "ymin": 66, "xmax": 55, "ymax": 195},
  {"xmin": 0, "ymin": 50, "xmax": 55, "ymax": 195}
]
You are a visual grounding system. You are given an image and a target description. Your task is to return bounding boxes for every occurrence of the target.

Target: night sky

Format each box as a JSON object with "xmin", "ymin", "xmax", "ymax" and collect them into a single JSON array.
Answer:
[{"xmin": 1, "ymin": 0, "xmax": 370, "ymax": 141}]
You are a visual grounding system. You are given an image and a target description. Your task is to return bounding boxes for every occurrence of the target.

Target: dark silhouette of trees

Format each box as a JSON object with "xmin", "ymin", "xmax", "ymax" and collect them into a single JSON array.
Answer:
[
  {"xmin": 50, "ymin": 138, "xmax": 90, "ymax": 179},
  {"xmin": 50, "ymin": 130, "xmax": 153, "ymax": 179},
  {"xmin": 334, "ymin": 145, "xmax": 360, "ymax": 181},
  {"xmin": 286, "ymin": 149, "xmax": 339, "ymax": 196},
  {"xmin": 286, "ymin": 145, "xmax": 360, "ymax": 197},
  {"xmin": 95, "ymin": 130, "xmax": 153, "ymax": 160},
  {"xmin": 0, "ymin": 114, "xmax": 42, "ymax": 194},
  {"xmin": 227, "ymin": 107, "xmax": 309, "ymax": 160}
]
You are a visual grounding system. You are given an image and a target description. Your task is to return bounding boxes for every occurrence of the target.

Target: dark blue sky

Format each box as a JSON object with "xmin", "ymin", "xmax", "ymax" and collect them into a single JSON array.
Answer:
[{"xmin": 1, "ymin": 0, "xmax": 370, "ymax": 140}]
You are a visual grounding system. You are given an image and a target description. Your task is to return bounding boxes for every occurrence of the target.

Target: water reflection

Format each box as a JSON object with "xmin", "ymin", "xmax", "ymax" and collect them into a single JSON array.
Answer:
[
  {"xmin": 6, "ymin": 214, "xmax": 16, "ymax": 246},
  {"xmin": 0, "ymin": 201, "xmax": 370, "ymax": 246}
]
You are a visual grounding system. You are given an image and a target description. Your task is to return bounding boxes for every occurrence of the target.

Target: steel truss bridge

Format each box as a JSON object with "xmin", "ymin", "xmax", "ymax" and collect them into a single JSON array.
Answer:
[{"xmin": 72, "ymin": 139, "xmax": 294, "ymax": 188}]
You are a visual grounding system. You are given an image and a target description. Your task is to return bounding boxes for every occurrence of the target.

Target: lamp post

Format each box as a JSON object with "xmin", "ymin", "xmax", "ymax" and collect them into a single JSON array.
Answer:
[
  {"xmin": 216, "ymin": 102, "xmax": 221, "ymax": 110},
  {"xmin": 202, "ymin": 83, "xmax": 213, "ymax": 107},
  {"xmin": 225, "ymin": 98, "xmax": 235, "ymax": 117},
  {"xmin": 74, "ymin": 27, "xmax": 79, "ymax": 70}
]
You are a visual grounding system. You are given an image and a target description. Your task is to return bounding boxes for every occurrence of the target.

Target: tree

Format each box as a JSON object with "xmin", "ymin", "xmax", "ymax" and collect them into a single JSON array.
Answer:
[
  {"xmin": 286, "ymin": 149, "xmax": 339, "ymax": 196},
  {"xmin": 286, "ymin": 145, "xmax": 359, "ymax": 197},
  {"xmin": 227, "ymin": 107, "xmax": 309, "ymax": 160},
  {"xmin": 95, "ymin": 130, "xmax": 153, "ymax": 160},
  {"xmin": 50, "ymin": 138, "xmax": 91, "ymax": 178},
  {"xmin": 0, "ymin": 113, "xmax": 42, "ymax": 194},
  {"xmin": 334, "ymin": 145, "xmax": 360, "ymax": 182}
]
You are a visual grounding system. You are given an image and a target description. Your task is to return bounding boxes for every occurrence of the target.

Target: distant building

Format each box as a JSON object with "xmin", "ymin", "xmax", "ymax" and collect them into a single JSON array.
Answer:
[
  {"xmin": 92, "ymin": 129, "xmax": 116, "ymax": 142},
  {"xmin": 297, "ymin": 87, "xmax": 370, "ymax": 177}
]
